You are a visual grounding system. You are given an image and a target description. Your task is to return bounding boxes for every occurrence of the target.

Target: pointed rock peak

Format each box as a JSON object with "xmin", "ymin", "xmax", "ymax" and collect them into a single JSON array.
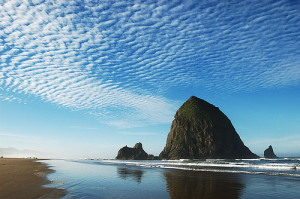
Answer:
[
  {"xmin": 188, "ymin": 95, "xmax": 207, "ymax": 102},
  {"xmin": 160, "ymin": 96, "xmax": 259, "ymax": 159},
  {"xmin": 264, "ymin": 145, "xmax": 278, "ymax": 158},
  {"xmin": 134, "ymin": 142, "xmax": 143, "ymax": 149},
  {"xmin": 188, "ymin": 96, "xmax": 199, "ymax": 101},
  {"xmin": 116, "ymin": 142, "xmax": 149, "ymax": 160},
  {"xmin": 184, "ymin": 96, "xmax": 212, "ymax": 107},
  {"xmin": 176, "ymin": 96, "xmax": 219, "ymax": 120}
]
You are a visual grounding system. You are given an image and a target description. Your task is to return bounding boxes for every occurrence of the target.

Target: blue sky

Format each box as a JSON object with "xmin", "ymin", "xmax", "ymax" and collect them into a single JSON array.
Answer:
[{"xmin": 0, "ymin": 0, "xmax": 300, "ymax": 158}]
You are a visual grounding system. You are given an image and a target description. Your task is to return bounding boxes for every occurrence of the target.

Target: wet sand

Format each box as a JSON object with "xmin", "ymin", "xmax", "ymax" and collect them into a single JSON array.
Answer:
[{"xmin": 0, "ymin": 158, "xmax": 66, "ymax": 199}]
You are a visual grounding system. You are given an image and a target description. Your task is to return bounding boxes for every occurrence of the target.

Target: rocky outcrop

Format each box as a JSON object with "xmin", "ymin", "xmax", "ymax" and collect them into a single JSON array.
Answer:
[
  {"xmin": 264, "ymin": 145, "xmax": 278, "ymax": 158},
  {"xmin": 159, "ymin": 96, "xmax": 259, "ymax": 159},
  {"xmin": 116, "ymin": 143, "xmax": 153, "ymax": 160}
]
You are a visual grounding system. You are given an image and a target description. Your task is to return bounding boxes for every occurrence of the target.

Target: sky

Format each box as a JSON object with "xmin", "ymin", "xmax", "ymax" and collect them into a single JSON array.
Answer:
[{"xmin": 0, "ymin": 0, "xmax": 300, "ymax": 159}]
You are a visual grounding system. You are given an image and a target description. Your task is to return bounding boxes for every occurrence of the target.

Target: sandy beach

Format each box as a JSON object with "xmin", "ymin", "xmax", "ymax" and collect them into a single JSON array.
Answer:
[{"xmin": 0, "ymin": 158, "xmax": 66, "ymax": 199}]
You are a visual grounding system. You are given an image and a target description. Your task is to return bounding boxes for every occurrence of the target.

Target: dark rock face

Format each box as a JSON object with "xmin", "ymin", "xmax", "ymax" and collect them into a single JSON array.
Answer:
[
  {"xmin": 116, "ymin": 143, "xmax": 150, "ymax": 160},
  {"xmin": 159, "ymin": 96, "xmax": 259, "ymax": 159},
  {"xmin": 264, "ymin": 145, "xmax": 278, "ymax": 158}
]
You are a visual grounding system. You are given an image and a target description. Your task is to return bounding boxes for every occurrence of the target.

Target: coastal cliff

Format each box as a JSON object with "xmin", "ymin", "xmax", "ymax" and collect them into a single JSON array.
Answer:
[{"xmin": 159, "ymin": 96, "xmax": 258, "ymax": 159}]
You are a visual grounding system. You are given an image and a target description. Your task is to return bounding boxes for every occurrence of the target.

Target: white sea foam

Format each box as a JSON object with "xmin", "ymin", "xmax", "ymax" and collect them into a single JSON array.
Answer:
[
  {"xmin": 128, "ymin": 161, "xmax": 296, "ymax": 171},
  {"xmin": 99, "ymin": 158, "xmax": 300, "ymax": 177},
  {"xmin": 155, "ymin": 165, "xmax": 300, "ymax": 177}
]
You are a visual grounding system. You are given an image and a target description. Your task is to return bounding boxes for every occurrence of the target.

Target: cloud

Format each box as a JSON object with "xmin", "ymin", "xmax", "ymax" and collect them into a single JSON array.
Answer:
[
  {"xmin": 0, "ymin": 89, "xmax": 23, "ymax": 103},
  {"xmin": 246, "ymin": 135, "xmax": 300, "ymax": 155},
  {"xmin": 118, "ymin": 131, "xmax": 159, "ymax": 136},
  {"xmin": 0, "ymin": 147, "xmax": 43, "ymax": 158},
  {"xmin": 247, "ymin": 135, "xmax": 300, "ymax": 145},
  {"xmin": 68, "ymin": 126, "xmax": 98, "ymax": 130},
  {"xmin": 0, "ymin": 132, "xmax": 37, "ymax": 139},
  {"xmin": 0, "ymin": 0, "xmax": 299, "ymax": 126}
]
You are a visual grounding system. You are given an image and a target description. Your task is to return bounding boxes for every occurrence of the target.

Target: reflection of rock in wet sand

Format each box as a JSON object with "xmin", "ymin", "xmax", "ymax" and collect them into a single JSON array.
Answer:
[
  {"xmin": 117, "ymin": 167, "xmax": 144, "ymax": 183},
  {"xmin": 164, "ymin": 169, "xmax": 244, "ymax": 199}
]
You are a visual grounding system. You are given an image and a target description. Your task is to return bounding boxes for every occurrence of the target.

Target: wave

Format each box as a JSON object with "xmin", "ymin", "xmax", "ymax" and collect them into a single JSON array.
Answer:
[
  {"xmin": 112, "ymin": 159, "xmax": 298, "ymax": 170},
  {"xmin": 159, "ymin": 166, "xmax": 300, "ymax": 177},
  {"xmin": 98, "ymin": 158, "xmax": 300, "ymax": 177}
]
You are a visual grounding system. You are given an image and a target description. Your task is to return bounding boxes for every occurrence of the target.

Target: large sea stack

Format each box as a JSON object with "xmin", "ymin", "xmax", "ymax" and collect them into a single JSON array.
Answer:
[{"xmin": 159, "ymin": 96, "xmax": 258, "ymax": 159}]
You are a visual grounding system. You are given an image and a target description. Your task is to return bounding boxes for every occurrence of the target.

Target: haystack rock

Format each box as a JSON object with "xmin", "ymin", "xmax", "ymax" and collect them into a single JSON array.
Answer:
[
  {"xmin": 264, "ymin": 145, "xmax": 278, "ymax": 158},
  {"xmin": 159, "ymin": 96, "xmax": 259, "ymax": 159},
  {"xmin": 116, "ymin": 142, "xmax": 151, "ymax": 160}
]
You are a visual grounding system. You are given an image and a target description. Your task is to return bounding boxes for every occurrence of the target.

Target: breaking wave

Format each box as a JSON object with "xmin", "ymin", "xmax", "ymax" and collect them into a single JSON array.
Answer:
[{"xmin": 95, "ymin": 158, "xmax": 300, "ymax": 177}]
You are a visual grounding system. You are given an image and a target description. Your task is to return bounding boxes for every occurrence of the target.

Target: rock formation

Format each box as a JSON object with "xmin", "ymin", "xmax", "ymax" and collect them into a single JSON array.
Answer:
[
  {"xmin": 116, "ymin": 142, "xmax": 152, "ymax": 160},
  {"xmin": 264, "ymin": 145, "xmax": 278, "ymax": 158},
  {"xmin": 159, "ymin": 96, "xmax": 259, "ymax": 159}
]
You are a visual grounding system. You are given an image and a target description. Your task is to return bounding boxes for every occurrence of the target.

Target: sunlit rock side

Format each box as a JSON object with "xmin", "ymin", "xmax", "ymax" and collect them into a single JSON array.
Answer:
[
  {"xmin": 116, "ymin": 142, "xmax": 156, "ymax": 160},
  {"xmin": 159, "ymin": 96, "xmax": 259, "ymax": 160},
  {"xmin": 264, "ymin": 145, "xmax": 278, "ymax": 158}
]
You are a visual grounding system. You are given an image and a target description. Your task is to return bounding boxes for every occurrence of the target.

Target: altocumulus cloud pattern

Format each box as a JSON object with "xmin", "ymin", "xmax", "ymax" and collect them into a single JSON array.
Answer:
[{"xmin": 0, "ymin": 0, "xmax": 300, "ymax": 127}]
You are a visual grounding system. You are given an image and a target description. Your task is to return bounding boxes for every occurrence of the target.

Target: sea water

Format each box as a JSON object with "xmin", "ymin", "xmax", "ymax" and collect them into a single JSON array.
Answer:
[
  {"xmin": 104, "ymin": 158, "xmax": 300, "ymax": 176},
  {"xmin": 43, "ymin": 158, "xmax": 300, "ymax": 198}
]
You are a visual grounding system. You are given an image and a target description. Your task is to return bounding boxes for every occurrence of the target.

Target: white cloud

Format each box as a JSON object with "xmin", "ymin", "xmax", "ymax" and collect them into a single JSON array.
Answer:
[
  {"xmin": 0, "ymin": 0, "xmax": 299, "ymax": 126},
  {"xmin": 118, "ymin": 131, "xmax": 159, "ymax": 136},
  {"xmin": 68, "ymin": 126, "xmax": 98, "ymax": 130},
  {"xmin": 0, "ymin": 132, "xmax": 37, "ymax": 139},
  {"xmin": 246, "ymin": 135, "xmax": 300, "ymax": 156}
]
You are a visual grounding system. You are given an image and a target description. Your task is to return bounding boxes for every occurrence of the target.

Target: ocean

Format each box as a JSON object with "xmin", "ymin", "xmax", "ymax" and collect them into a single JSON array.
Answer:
[{"xmin": 42, "ymin": 158, "xmax": 300, "ymax": 198}]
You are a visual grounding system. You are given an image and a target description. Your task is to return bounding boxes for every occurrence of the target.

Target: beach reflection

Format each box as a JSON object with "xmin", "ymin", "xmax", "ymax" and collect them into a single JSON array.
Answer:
[
  {"xmin": 164, "ymin": 169, "xmax": 245, "ymax": 199},
  {"xmin": 117, "ymin": 167, "xmax": 144, "ymax": 183}
]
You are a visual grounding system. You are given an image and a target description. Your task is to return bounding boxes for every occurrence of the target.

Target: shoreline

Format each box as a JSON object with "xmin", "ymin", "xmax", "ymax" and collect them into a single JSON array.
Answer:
[
  {"xmin": 0, "ymin": 158, "xmax": 66, "ymax": 199},
  {"xmin": 41, "ymin": 159, "xmax": 300, "ymax": 199}
]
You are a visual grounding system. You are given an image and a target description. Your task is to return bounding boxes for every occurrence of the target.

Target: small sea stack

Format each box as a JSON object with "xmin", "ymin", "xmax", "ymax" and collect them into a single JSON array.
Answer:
[
  {"xmin": 116, "ymin": 142, "xmax": 155, "ymax": 160},
  {"xmin": 159, "ymin": 96, "xmax": 259, "ymax": 160},
  {"xmin": 264, "ymin": 145, "xmax": 278, "ymax": 158}
]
